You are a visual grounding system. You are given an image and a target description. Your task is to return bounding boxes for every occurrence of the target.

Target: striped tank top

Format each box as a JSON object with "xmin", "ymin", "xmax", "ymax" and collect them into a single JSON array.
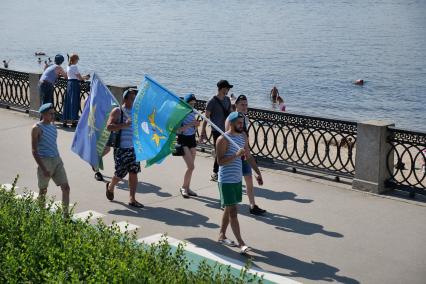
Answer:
[
  {"xmin": 120, "ymin": 107, "xmax": 133, "ymax": 148},
  {"xmin": 181, "ymin": 111, "xmax": 196, "ymax": 136},
  {"xmin": 40, "ymin": 65, "xmax": 58, "ymax": 84},
  {"xmin": 218, "ymin": 133, "xmax": 246, "ymax": 183},
  {"xmin": 37, "ymin": 122, "xmax": 59, "ymax": 158}
]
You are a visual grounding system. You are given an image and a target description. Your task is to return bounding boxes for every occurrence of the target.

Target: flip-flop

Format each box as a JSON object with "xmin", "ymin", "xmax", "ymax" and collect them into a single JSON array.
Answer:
[
  {"xmin": 240, "ymin": 245, "xmax": 252, "ymax": 254},
  {"xmin": 128, "ymin": 201, "xmax": 144, "ymax": 208},
  {"xmin": 218, "ymin": 238, "xmax": 237, "ymax": 247},
  {"xmin": 105, "ymin": 182, "xmax": 114, "ymax": 201}
]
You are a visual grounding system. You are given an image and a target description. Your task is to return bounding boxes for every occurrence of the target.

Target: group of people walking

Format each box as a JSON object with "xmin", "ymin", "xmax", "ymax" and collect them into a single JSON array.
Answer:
[{"xmin": 34, "ymin": 54, "xmax": 269, "ymax": 253}]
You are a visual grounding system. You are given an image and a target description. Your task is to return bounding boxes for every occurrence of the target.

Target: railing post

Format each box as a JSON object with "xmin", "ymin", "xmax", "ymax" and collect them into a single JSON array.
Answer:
[
  {"xmin": 28, "ymin": 72, "xmax": 41, "ymax": 118},
  {"xmin": 353, "ymin": 120, "xmax": 395, "ymax": 194}
]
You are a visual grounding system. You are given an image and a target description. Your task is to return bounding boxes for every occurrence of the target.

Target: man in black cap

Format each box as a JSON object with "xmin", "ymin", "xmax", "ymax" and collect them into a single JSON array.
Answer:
[{"xmin": 200, "ymin": 80, "xmax": 233, "ymax": 181}]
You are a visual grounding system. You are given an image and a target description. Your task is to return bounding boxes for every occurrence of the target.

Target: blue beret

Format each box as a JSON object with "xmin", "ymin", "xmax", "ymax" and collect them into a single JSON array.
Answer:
[
  {"xmin": 227, "ymin": 111, "xmax": 242, "ymax": 122},
  {"xmin": 39, "ymin": 103, "xmax": 53, "ymax": 113},
  {"xmin": 184, "ymin": 93, "xmax": 196, "ymax": 103}
]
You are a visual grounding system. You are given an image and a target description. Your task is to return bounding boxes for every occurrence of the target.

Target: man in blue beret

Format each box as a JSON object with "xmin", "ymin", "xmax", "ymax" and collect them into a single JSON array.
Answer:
[
  {"xmin": 31, "ymin": 103, "xmax": 70, "ymax": 216},
  {"xmin": 216, "ymin": 112, "xmax": 263, "ymax": 254}
]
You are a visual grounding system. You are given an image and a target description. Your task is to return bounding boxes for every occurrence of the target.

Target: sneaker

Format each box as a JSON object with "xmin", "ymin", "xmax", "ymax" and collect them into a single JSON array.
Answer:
[
  {"xmin": 250, "ymin": 205, "xmax": 266, "ymax": 215},
  {"xmin": 180, "ymin": 188, "xmax": 189, "ymax": 199},
  {"xmin": 94, "ymin": 172, "xmax": 104, "ymax": 181},
  {"xmin": 210, "ymin": 173, "xmax": 218, "ymax": 182},
  {"xmin": 187, "ymin": 188, "xmax": 198, "ymax": 197}
]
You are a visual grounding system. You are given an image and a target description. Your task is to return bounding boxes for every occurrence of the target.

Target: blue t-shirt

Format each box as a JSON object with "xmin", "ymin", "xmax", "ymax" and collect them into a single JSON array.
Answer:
[{"xmin": 181, "ymin": 111, "xmax": 196, "ymax": 136}]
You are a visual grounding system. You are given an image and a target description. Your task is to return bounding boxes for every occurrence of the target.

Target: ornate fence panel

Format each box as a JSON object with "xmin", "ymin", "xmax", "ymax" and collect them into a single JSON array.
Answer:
[
  {"xmin": 53, "ymin": 78, "xmax": 90, "ymax": 118},
  {"xmin": 386, "ymin": 127, "xmax": 426, "ymax": 196},
  {"xmin": 0, "ymin": 68, "xmax": 30, "ymax": 110},
  {"xmin": 195, "ymin": 100, "xmax": 357, "ymax": 178}
]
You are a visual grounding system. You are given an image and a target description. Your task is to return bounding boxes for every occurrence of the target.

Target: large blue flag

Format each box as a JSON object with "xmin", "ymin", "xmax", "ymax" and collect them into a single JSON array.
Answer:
[
  {"xmin": 132, "ymin": 76, "xmax": 193, "ymax": 167},
  {"xmin": 71, "ymin": 73, "xmax": 117, "ymax": 169}
]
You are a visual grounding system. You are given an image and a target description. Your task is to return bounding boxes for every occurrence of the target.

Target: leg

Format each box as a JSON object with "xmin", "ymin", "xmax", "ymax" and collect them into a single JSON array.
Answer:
[
  {"xmin": 244, "ymin": 175, "xmax": 256, "ymax": 208},
  {"xmin": 128, "ymin": 172, "xmax": 138, "ymax": 203},
  {"xmin": 108, "ymin": 175, "xmax": 120, "ymax": 193},
  {"xmin": 38, "ymin": 188, "xmax": 48, "ymax": 207},
  {"xmin": 219, "ymin": 206, "xmax": 231, "ymax": 241},
  {"xmin": 60, "ymin": 183, "xmax": 70, "ymax": 217},
  {"xmin": 212, "ymin": 131, "xmax": 220, "ymax": 174},
  {"xmin": 182, "ymin": 147, "xmax": 195, "ymax": 189},
  {"xmin": 228, "ymin": 205, "xmax": 245, "ymax": 246}
]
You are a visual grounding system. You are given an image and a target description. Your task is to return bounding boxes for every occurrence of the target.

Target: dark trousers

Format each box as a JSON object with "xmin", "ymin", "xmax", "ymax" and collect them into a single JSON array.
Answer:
[
  {"xmin": 212, "ymin": 131, "xmax": 221, "ymax": 174},
  {"xmin": 38, "ymin": 81, "xmax": 54, "ymax": 105}
]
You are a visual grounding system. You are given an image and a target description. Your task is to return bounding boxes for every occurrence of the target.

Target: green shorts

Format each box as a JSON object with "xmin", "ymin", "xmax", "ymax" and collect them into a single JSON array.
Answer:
[
  {"xmin": 37, "ymin": 156, "xmax": 68, "ymax": 189},
  {"xmin": 218, "ymin": 182, "xmax": 242, "ymax": 207}
]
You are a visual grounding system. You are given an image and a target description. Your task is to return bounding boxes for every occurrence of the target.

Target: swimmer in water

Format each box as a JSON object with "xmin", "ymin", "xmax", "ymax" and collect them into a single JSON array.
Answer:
[
  {"xmin": 270, "ymin": 86, "xmax": 279, "ymax": 103},
  {"xmin": 3, "ymin": 59, "xmax": 10, "ymax": 68},
  {"xmin": 277, "ymin": 96, "xmax": 286, "ymax": 112},
  {"xmin": 354, "ymin": 79, "xmax": 364, "ymax": 85}
]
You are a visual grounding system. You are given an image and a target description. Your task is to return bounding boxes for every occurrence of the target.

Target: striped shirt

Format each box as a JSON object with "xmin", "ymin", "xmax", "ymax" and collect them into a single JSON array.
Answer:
[
  {"xmin": 181, "ymin": 111, "xmax": 196, "ymax": 136},
  {"xmin": 119, "ymin": 107, "xmax": 133, "ymax": 148},
  {"xmin": 37, "ymin": 122, "xmax": 59, "ymax": 158},
  {"xmin": 218, "ymin": 133, "xmax": 246, "ymax": 183}
]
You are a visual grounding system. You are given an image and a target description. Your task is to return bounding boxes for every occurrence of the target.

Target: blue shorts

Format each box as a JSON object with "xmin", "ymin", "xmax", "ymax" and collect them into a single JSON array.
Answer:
[{"xmin": 242, "ymin": 160, "xmax": 252, "ymax": 176}]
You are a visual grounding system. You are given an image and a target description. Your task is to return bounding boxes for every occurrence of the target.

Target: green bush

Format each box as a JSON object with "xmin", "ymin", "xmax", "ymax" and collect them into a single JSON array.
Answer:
[{"xmin": 0, "ymin": 178, "xmax": 262, "ymax": 283}]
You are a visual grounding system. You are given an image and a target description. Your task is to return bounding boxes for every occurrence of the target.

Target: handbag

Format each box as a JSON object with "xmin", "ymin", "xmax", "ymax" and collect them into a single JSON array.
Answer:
[{"xmin": 106, "ymin": 108, "xmax": 123, "ymax": 148}]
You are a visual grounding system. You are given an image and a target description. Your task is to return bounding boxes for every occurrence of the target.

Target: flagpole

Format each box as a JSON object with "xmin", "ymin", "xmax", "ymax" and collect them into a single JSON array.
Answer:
[{"xmin": 192, "ymin": 108, "xmax": 242, "ymax": 150}]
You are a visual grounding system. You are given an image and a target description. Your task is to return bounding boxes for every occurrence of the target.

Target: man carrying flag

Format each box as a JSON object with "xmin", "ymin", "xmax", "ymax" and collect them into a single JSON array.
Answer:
[{"xmin": 106, "ymin": 88, "xmax": 144, "ymax": 208}]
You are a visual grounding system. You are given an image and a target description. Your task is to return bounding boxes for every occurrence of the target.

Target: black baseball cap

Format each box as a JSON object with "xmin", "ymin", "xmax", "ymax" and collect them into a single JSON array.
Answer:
[
  {"xmin": 217, "ymin": 80, "xmax": 233, "ymax": 89},
  {"xmin": 235, "ymin": 94, "xmax": 248, "ymax": 103}
]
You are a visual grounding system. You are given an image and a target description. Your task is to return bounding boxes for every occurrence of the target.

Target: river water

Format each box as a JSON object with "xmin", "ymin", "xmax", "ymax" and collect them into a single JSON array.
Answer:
[{"xmin": 1, "ymin": 0, "xmax": 425, "ymax": 131}]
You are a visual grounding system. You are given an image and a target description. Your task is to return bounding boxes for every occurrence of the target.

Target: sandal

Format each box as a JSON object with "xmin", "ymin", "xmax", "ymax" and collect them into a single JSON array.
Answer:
[
  {"xmin": 180, "ymin": 188, "xmax": 189, "ymax": 199},
  {"xmin": 218, "ymin": 238, "xmax": 237, "ymax": 247},
  {"xmin": 106, "ymin": 182, "xmax": 114, "ymax": 201},
  {"xmin": 128, "ymin": 201, "xmax": 144, "ymax": 208},
  {"xmin": 240, "ymin": 245, "xmax": 252, "ymax": 254}
]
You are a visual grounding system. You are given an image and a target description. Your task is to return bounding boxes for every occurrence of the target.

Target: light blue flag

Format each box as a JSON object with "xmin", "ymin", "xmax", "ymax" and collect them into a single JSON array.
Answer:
[
  {"xmin": 132, "ymin": 76, "xmax": 193, "ymax": 167},
  {"xmin": 71, "ymin": 73, "xmax": 117, "ymax": 169}
]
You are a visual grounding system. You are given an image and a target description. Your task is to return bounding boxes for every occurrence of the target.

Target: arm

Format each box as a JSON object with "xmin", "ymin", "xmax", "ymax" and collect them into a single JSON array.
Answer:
[
  {"xmin": 107, "ymin": 108, "xmax": 131, "ymax": 132},
  {"xmin": 244, "ymin": 133, "xmax": 263, "ymax": 185},
  {"xmin": 31, "ymin": 125, "xmax": 49, "ymax": 177},
  {"xmin": 216, "ymin": 135, "xmax": 245, "ymax": 166},
  {"xmin": 56, "ymin": 66, "xmax": 68, "ymax": 80},
  {"xmin": 200, "ymin": 110, "xmax": 211, "ymax": 138}
]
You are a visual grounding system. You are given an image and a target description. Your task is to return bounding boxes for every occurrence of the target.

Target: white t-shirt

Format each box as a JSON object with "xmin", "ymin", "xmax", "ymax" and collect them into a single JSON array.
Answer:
[{"xmin": 67, "ymin": 65, "xmax": 80, "ymax": 80}]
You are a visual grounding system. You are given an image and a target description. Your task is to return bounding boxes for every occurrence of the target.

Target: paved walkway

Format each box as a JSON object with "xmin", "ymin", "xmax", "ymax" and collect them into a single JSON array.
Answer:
[{"xmin": 1, "ymin": 108, "xmax": 425, "ymax": 284}]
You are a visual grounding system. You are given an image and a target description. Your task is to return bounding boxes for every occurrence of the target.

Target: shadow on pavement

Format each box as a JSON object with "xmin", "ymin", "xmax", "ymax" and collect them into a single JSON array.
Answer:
[
  {"xmin": 108, "ymin": 204, "xmax": 219, "ymax": 229},
  {"xmin": 251, "ymin": 212, "xmax": 343, "ymax": 238},
  {"xmin": 249, "ymin": 187, "xmax": 313, "ymax": 203},
  {"xmin": 191, "ymin": 195, "xmax": 341, "ymax": 238},
  {"xmin": 186, "ymin": 237, "xmax": 359, "ymax": 284},
  {"xmin": 113, "ymin": 180, "xmax": 172, "ymax": 197}
]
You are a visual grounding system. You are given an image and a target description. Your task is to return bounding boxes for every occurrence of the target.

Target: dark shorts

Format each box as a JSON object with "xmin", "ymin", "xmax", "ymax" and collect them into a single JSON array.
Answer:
[
  {"xmin": 242, "ymin": 160, "xmax": 252, "ymax": 176},
  {"xmin": 113, "ymin": 148, "xmax": 141, "ymax": 179},
  {"xmin": 177, "ymin": 134, "xmax": 197, "ymax": 149}
]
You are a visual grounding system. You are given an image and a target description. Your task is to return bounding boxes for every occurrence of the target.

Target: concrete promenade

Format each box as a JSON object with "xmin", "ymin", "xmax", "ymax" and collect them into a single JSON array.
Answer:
[{"xmin": 1, "ymin": 108, "xmax": 425, "ymax": 284}]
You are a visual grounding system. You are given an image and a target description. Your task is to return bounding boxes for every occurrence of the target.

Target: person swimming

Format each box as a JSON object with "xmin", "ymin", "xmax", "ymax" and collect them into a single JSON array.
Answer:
[
  {"xmin": 354, "ymin": 79, "xmax": 364, "ymax": 85},
  {"xmin": 2, "ymin": 59, "xmax": 10, "ymax": 68},
  {"xmin": 277, "ymin": 96, "xmax": 286, "ymax": 112},
  {"xmin": 270, "ymin": 86, "xmax": 279, "ymax": 102}
]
